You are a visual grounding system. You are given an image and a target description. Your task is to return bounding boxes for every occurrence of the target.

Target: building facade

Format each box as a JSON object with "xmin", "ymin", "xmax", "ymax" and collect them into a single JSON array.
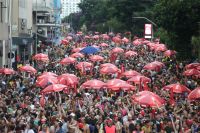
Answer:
[
  {"xmin": 0, "ymin": 0, "xmax": 9, "ymax": 67},
  {"xmin": 60, "ymin": 0, "xmax": 81, "ymax": 19}
]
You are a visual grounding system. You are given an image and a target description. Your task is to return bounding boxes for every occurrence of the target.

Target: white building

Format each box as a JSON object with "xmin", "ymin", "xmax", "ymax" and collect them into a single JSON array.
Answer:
[{"xmin": 61, "ymin": 0, "xmax": 81, "ymax": 19}]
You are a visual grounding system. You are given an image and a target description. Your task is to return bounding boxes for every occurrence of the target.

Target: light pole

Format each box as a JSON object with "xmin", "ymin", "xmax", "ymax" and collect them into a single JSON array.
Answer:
[
  {"xmin": 35, "ymin": 0, "xmax": 38, "ymax": 54},
  {"xmin": 133, "ymin": 17, "xmax": 157, "ymax": 40},
  {"xmin": 8, "ymin": 0, "xmax": 12, "ymax": 68}
]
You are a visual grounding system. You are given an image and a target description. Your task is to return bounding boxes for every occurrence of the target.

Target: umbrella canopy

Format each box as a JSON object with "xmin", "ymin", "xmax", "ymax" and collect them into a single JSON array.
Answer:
[
  {"xmin": 80, "ymin": 46, "xmax": 100, "ymax": 54},
  {"xmin": 90, "ymin": 55, "xmax": 104, "ymax": 62},
  {"xmin": 112, "ymin": 47, "xmax": 124, "ymax": 54},
  {"xmin": 81, "ymin": 79, "xmax": 106, "ymax": 89},
  {"xmin": 108, "ymin": 82, "xmax": 135, "ymax": 91},
  {"xmin": 122, "ymin": 37, "xmax": 129, "ymax": 43},
  {"xmin": 58, "ymin": 74, "xmax": 79, "ymax": 86},
  {"xmin": 36, "ymin": 76, "xmax": 58, "ymax": 88},
  {"xmin": 132, "ymin": 91, "xmax": 165, "ymax": 108},
  {"xmin": 60, "ymin": 57, "xmax": 76, "ymax": 65},
  {"xmin": 76, "ymin": 62, "xmax": 93, "ymax": 70},
  {"xmin": 163, "ymin": 83, "xmax": 191, "ymax": 93},
  {"xmin": 37, "ymin": 72, "xmax": 58, "ymax": 80},
  {"xmin": 185, "ymin": 63, "xmax": 200, "ymax": 69},
  {"xmin": 183, "ymin": 69, "xmax": 200, "ymax": 76},
  {"xmin": 154, "ymin": 45, "xmax": 167, "ymax": 52},
  {"xmin": 143, "ymin": 61, "xmax": 164, "ymax": 71},
  {"xmin": 0, "ymin": 68, "xmax": 15, "ymax": 75},
  {"xmin": 125, "ymin": 51, "xmax": 138, "ymax": 57},
  {"xmin": 164, "ymin": 50, "xmax": 176, "ymax": 57},
  {"xmin": 128, "ymin": 75, "xmax": 151, "ymax": 84},
  {"xmin": 100, "ymin": 63, "xmax": 117, "ymax": 68},
  {"xmin": 72, "ymin": 47, "xmax": 85, "ymax": 53},
  {"xmin": 70, "ymin": 53, "xmax": 84, "ymax": 58},
  {"xmin": 122, "ymin": 70, "xmax": 141, "ymax": 78},
  {"xmin": 93, "ymin": 35, "xmax": 100, "ymax": 40},
  {"xmin": 19, "ymin": 65, "xmax": 37, "ymax": 73},
  {"xmin": 61, "ymin": 39, "xmax": 69, "ymax": 45},
  {"xmin": 102, "ymin": 34, "xmax": 110, "ymax": 40},
  {"xmin": 66, "ymin": 36, "xmax": 73, "ymax": 41},
  {"xmin": 133, "ymin": 39, "xmax": 142, "ymax": 45},
  {"xmin": 100, "ymin": 66, "xmax": 120, "ymax": 74},
  {"xmin": 106, "ymin": 79, "xmax": 126, "ymax": 87},
  {"xmin": 112, "ymin": 37, "xmax": 121, "ymax": 43},
  {"xmin": 41, "ymin": 84, "xmax": 67, "ymax": 94},
  {"xmin": 188, "ymin": 87, "xmax": 200, "ymax": 101},
  {"xmin": 99, "ymin": 43, "xmax": 109, "ymax": 47},
  {"xmin": 33, "ymin": 53, "xmax": 49, "ymax": 61}
]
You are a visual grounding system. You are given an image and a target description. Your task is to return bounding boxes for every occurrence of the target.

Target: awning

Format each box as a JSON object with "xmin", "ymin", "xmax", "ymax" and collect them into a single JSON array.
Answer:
[{"xmin": 12, "ymin": 37, "xmax": 33, "ymax": 45}]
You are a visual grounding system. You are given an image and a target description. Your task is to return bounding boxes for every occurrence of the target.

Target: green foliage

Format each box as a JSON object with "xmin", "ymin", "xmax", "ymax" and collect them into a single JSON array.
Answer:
[{"xmin": 191, "ymin": 36, "xmax": 200, "ymax": 59}]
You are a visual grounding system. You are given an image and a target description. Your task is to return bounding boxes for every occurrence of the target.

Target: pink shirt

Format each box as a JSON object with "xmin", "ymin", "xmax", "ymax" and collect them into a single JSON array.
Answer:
[{"xmin": 105, "ymin": 125, "xmax": 116, "ymax": 133}]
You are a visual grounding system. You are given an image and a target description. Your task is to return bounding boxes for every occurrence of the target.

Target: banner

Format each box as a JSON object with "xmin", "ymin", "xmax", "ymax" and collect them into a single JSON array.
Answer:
[{"xmin": 144, "ymin": 24, "xmax": 152, "ymax": 39}]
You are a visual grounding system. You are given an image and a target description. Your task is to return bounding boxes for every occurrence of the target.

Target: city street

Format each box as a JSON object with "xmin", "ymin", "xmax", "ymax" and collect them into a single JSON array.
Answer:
[{"xmin": 0, "ymin": 0, "xmax": 200, "ymax": 133}]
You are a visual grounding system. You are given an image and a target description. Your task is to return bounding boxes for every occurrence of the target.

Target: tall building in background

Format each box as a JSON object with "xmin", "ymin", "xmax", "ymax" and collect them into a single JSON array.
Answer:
[{"xmin": 61, "ymin": 0, "xmax": 81, "ymax": 19}]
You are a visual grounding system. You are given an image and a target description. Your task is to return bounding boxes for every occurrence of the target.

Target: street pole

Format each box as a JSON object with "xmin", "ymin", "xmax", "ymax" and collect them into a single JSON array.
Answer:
[
  {"xmin": 133, "ymin": 17, "xmax": 157, "ymax": 41},
  {"xmin": 35, "ymin": 0, "xmax": 38, "ymax": 54},
  {"xmin": 8, "ymin": 0, "xmax": 12, "ymax": 68}
]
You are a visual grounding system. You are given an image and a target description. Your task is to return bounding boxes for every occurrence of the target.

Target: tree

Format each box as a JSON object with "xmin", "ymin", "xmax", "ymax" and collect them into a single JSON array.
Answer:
[{"xmin": 153, "ymin": 0, "xmax": 200, "ymax": 59}]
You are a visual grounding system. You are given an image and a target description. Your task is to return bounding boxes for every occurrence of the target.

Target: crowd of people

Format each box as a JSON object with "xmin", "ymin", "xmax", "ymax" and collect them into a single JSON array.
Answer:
[{"xmin": 0, "ymin": 32, "xmax": 199, "ymax": 133}]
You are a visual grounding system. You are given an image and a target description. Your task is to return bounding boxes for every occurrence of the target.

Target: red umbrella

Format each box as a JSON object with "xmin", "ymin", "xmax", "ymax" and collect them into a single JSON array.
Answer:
[
  {"xmin": 90, "ymin": 55, "xmax": 104, "ymax": 62},
  {"xmin": 58, "ymin": 74, "xmax": 79, "ymax": 86},
  {"xmin": 33, "ymin": 53, "xmax": 49, "ymax": 61},
  {"xmin": 61, "ymin": 39, "xmax": 69, "ymax": 45},
  {"xmin": 143, "ymin": 61, "xmax": 164, "ymax": 71},
  {"xmin": 122, "ymin": 37, "xmax": 129, "ymax": 43},
  {"xmin": 72, "ymin": 47, "xmax": 85, "ymax": 53},
  {"xmin": 185, "ymin": 63, "xmax": 200, "ymax": 70},
  {"xmin": 112, "ymin": 37, "xmax": 121, "ymax": 44},
  {"xmin": 41, "ymin": 84, "xmax": 67, "ymax": 94},
  {"xmin": 125, "ymin": 51, "xmax": 138, "ymax": 57},
  {"xmin": 76, "ymin": 62, "xmax": 93, "ymax": 70},
  {"xmin": 0, "ymin": 68, "xmax": 15, "ymax": 75},
  {"xmin": 37, "ymin": 72, "xmax": 58, "ymax": 80},
  {"xmin": 106, "ymin": 79, "xmax": 126, "ymax": 87},
  {"xmin": 154, "ymin": 45, "xmax": 167, "ymax": 52},
  {"xmin": 188, "ymin": 87, "xmax": 200, "ymax": 101},
  {"xmin": 133, "ymin": 39, "xmax": 142, "ymax": 45},
  {"xmin": 100, "ymin": 63, "xmax": 116, "ymax": 68},
  {"xmin": 19, "ymin": 65, "xmax": 37, "ymax": 73},
  {"xmin": 36, "ymin": 76, "xmax": 58, "ymax": 88},
  {"xmin": 66, "ymin": 36, "xmax": 73, "ymax": 41},
  {"xmin": 99, "ymin": 43, "xmax": 108, "ymax": 47},
  {"xmin": 70, "ymin": 53, "xmax": 84, "ymax": 58},
  {"xmin": 81, "ymin": 79, "xmax": 106, "ymax": 89},
  {"xmin": 93, "ymin": 35, "xmax": 100, "ymax": 40},
  {"xmin": 60, "ymin": 57, "xmax": 76, "ymax": 65},
  {"xmin": 102, "ymin": 34, "xmax": 110, "ymax": 40},
  {"xmin": 132, "ymin": 91, "xmax": 165, "ymax": 108},
  {"xmin": 164, "ymin": 50, "xmax": 176, "ymax": 57},
  {"xmin": 128, "ymin": 75, "xmax": 151, "ymax": 84},
  {"xmin": 122, "ymin": 70, "xmax": 141, "ymax": 78},
  {"xmin": 183, "ymin": 69, "xmax": 200, "ymax": 76},
  {"xmin": 108, "ymin": 82, "xmax": 135, "ymax": 91},
  {"xmin": 163, "ymin": 83, "xmax": 191, "ymax": 93},
  {"xmin": 100, "ymin": 67, "xmax": 120, "ymax": 74},
  {"xmin": 112, "ymin": 47, "xmax": 124, "ymax": 54}
]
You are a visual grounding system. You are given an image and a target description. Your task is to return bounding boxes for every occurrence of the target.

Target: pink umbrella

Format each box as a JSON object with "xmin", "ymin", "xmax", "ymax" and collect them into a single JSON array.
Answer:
[
  {"xmin": 0, "ymin": 68, "xmax": 15, "ymax": 75},
  {"xmin": 41, "ymin": 84, "xmax": 67, "ymax": 94},
  {"xmin": 143, "ymin": 61, "xmax": 164, "ymax": 71},
  {"xmin": 72, "ymin": 47, "xmax": 85, "ymax": 53},
  {"xmin": 188, "ymin": 87, "xmax": 200, "ymax": 101},
  {"xmin": 183, "ymin": 69, "xmax": 200, "ymax": 76},
  {"xmin": 93, "ymin": 35, "xmax": 100, "ymax": 40},
  {"xmin": 108, "ymin": 82, "xmax": 135, "ymax": 91},
  {"xmin": 163, "ymin": 83, "xmax": 191, "ymax": 93},
  {"xmin": 36, "ymin": 76, "xmax": 58, "ymax": 88},
  {"xmin": 84, "ymin": 36, "xmax": 91, "ymax": 39},
  {"xmin": 70, "ymin": 53, "xmax": 84, "ymax": 58},
  {"xmin": 99, "ymin": 43, "xmax": 109, "ymax": 47},
  {"xmin": 81, "ymin": 79, "xmax": 106, "ymax": 89},
  {"xmin": 125, "ymin": 51, "xmax": 138, "ymax": 57},
  {"xmin": 122, "ymin": 70, "xmax": 141, "ymax": 78},
  {"xmin": 100, "ymin": 66, "xmax": 120, "ymax": 74},
  {"xmin": 66, "ymin": 36, "xmax": 73, "ymax": 41},
  {"xmin": 76, "ymin": 62, "xmax": 93, "ymax": 70},
  {"xmin": 112, "ymin": 37, "xmax": 121, "ymax": 44},
  {"xmin": 33, "ymin": 53, "xmax": 49, "ymax": 61},
  {"xmin": 133, "ymin": 39, "xmax": 142, "ymax": 45},
  {"xmin": 185, "ymin": 63, "xmax": 200, "ymax": 70},
  {"xmin": 132, "ymin": 91, "xmax": 165, "ymax": 108},
  {"xmin": 154, "ymin": 45, "xmax": 167, "ymax": 52},
  {"xmin": 122, "ymin": 37, "xmax": 129, "ymax": 43},
  {"xmin": 37, "ymin": 72, "xmax": 58, "ymax": 80},
  {"xmin": 61, "ymin": 39, "xmax": 69, "ymax": 45},
  {"xmin": 112, "ymin": 47, "xmax": 124, "ymax": 54},
  {"xmin": 106, "ymin": 79, "xmax": 126, "ymax": 87},
  {"xmin": 128, "ymin": 75, "xmax": 151, "ymax": 84},
  {"xmin": 90, "ymin": 55, "xmax": 104, "ymax": 62},
  {"xmin": 164, "ymin": 50, "xmax": 176, "ymax": 57},
  {"xmin": 58, "ymin": 74, "xmax": 79, "ymax": 86},
  {"xmin": 60, "ymin": 57, "xmax": 76, "ymax": 65},
  {"xmin": 19, "ymin": 65, "xmax": 37, "ymax": 73},
  {"xmin": 102, "ymin": 34, "xmax": 110, "ymax": 40},
  {"xmin": 100, "ymin": 63, "xmax": 117, "ymax": 68}
]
